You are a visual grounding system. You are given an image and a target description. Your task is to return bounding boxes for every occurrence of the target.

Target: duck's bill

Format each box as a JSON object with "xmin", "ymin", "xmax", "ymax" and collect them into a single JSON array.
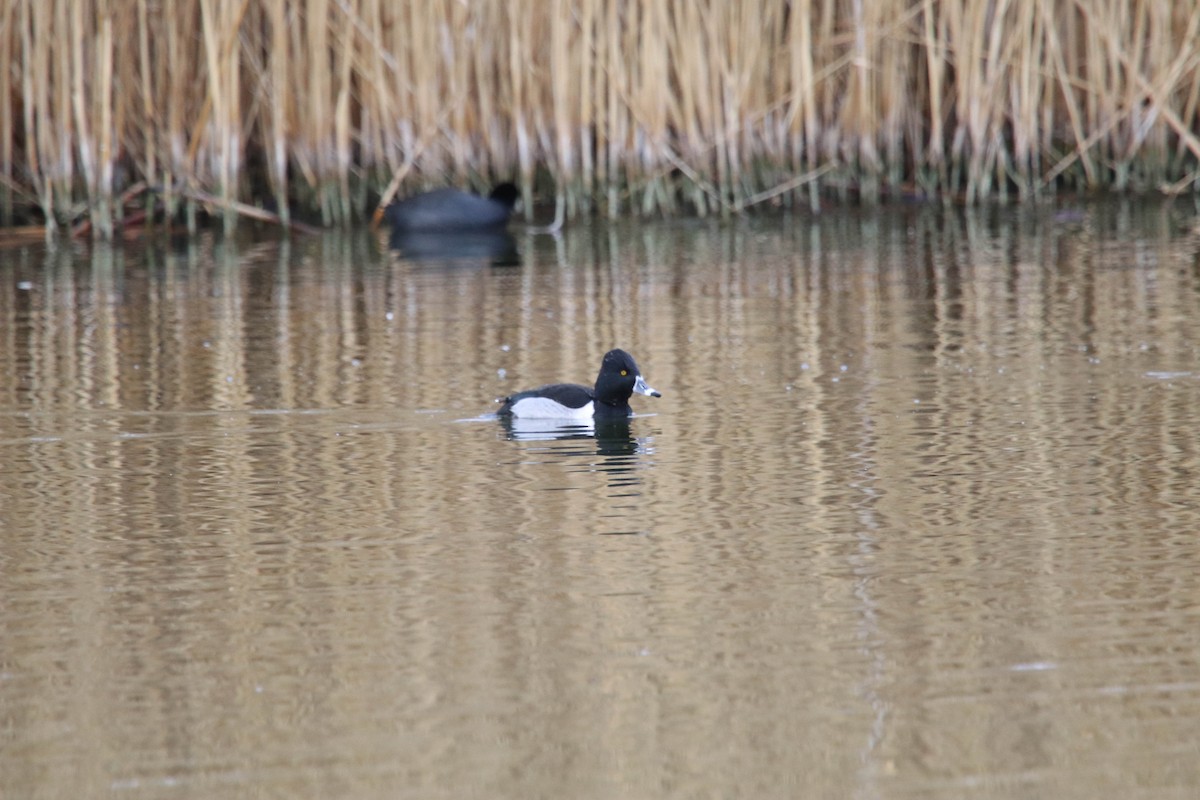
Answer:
[{"xmin": 634, "ymin": 375, "xmax": 662, "ymax": 398}]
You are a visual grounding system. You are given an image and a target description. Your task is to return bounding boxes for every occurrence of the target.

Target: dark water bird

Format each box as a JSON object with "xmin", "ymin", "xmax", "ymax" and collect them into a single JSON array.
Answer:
[
  {"xmin": 385, "ymin": 182, "xmax": 520, "ymax": 232},
  {"xmin": 497, "ymin": 349, "xmax": 662, "ymax": 420}
]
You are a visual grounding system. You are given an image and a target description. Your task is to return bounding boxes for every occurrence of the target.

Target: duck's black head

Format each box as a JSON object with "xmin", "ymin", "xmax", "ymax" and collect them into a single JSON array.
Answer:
[
  {"xmin": 593, "ymin": 348, "xmax": 661, "ymax": 409},
  {"xmin": 488, "ymin": 182, "xmax": 521, "ymax": 210}
]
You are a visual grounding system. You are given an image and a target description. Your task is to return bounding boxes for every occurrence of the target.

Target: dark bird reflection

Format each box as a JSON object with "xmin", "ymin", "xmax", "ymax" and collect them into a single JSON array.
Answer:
[
  {"xmin": 388, "ymin": 228, "xmax": 520, "ymax": 267},
  {"xmin": 499, "ymin": 416, "xmax": 649, "ymax": 490}
]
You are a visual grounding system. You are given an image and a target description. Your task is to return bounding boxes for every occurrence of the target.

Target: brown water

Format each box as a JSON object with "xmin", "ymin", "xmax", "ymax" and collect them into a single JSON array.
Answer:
[{"xmin": 3, "ymin": 203, "xmax": 1200, "ymax": 799}]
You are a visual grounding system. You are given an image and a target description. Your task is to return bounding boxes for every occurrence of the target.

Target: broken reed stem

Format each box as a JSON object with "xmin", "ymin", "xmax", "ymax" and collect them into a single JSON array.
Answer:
[{"xmin": 4, "ymin": 0, "xmax": 1200, "ymax": 238}]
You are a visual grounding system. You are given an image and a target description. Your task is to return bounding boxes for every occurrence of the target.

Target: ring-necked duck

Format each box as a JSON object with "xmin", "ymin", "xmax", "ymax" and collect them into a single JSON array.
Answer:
[
  {"xmin": 497, "ymin": 349, "xmax": 662, "ymax": 419},
  {"xmin": 385, "ymin": 183, "xmax": 519, "ymax": 231}
]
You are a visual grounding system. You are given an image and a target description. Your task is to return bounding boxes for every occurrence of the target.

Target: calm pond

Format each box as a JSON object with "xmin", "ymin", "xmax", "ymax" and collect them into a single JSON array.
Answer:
[{"xmin": 2, "ymin": 202, "xmax": 1200, "ymax": 799}]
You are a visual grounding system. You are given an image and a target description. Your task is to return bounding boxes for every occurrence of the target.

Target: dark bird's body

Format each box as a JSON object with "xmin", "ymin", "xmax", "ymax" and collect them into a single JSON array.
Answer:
[{"xmin": 385, "ymin": 183, "xmax": 519, "ymax": 232}]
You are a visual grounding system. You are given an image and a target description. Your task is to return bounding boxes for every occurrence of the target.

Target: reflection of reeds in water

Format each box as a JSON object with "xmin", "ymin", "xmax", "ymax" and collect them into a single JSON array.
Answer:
[{"xmin": 5, "ymin": 1, "xmax": 1200, "ymax": 236}]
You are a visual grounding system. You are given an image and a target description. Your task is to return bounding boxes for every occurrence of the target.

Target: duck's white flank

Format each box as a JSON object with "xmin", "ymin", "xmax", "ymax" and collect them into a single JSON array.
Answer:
[{"xmin": 508, "ymin": 396, "xmax": 595, "ymax": 419}]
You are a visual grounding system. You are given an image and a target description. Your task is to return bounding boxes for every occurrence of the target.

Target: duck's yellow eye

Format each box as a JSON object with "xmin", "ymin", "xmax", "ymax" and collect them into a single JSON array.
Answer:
[{"xmin": 620, "ymin": 369, "xmax": 628, "ymax": 376}]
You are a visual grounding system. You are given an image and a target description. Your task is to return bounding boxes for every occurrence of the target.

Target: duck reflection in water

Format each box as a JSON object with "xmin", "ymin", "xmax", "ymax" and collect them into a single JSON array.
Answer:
[
  {"xmin": 501, "ymin": 415, "xmax": 635, "ymax": 449},
  {"xmin": 388, "ymin": 227, "xmax": 520, "ymax": 267},
  {"xmin": 500, "ymin": 416, "xmax": 647, "ymax": 478}
]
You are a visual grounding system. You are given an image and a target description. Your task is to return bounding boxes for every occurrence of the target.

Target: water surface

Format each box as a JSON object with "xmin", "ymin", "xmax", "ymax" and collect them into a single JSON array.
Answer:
[{"xmin": 2, "ymin": 203, "xmax": 1200, "ymax": 799}]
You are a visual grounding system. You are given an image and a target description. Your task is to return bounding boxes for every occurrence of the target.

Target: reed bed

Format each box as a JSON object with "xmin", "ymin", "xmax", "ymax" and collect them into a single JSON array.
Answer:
[{"xmin": 4, "ymin": 0, "xmax": 1200, "ymax": 236}]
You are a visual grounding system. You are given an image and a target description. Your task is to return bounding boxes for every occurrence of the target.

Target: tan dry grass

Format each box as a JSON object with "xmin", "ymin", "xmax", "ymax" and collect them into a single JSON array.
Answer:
[{"xmin": 4, "ymin": 0, "xmax": 1200, "ymax": 237}]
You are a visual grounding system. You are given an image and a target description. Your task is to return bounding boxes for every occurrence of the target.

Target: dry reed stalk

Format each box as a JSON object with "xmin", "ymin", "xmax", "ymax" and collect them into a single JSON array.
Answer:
[
  {"xmin": 282, "ymin": 0, "xmax": 321, "ymax": 221},
  {"xmin": 43, "ymin": 1, "xmax": 67, "ymax": 223},
  {"xmin": 265, "ymin": 0, "xmax": 291, "ymax": 223},
  {"xmin": 843, "ymin": 0, "xmax": 879, "ymax": 201},
  {"xmin": 134, "ymin": 0, "xmax": 158, "ymax": 214},
  {"xmin": 69, "ymin": 0, "xmax": 91, "ymax": 224},
  {"xmin": 448, "ymin": 0, "xmax": 478, "ymax": 182},
  {"xmin": 786, "ymin": 0, "xmax": 821, "ymax": 210},
  {"xmin": 167, "ymin": 0, "xmax": 208, "ymax": 229},
  {"xmin": 627, "ymin": 1, "xmax": 665, "ymax": 213},
  {"xmin": 197, "ymin": 0, "xmax": 242, "ymax": 230},
  {"xmin": 180, "ymin": 185, "xmax": 320, "ymax": 233},
  {"xmin": 25, "ymin": 0, "xmax": 53, "ymax": 227},
  {"xmin": 163, "ymin": 0, "xmax": 183, "ymax": 223},
  {"xmin": 508, "ymin": 2, "xmax": 536, "ymax": 197},
  {"xmin": 0, "ymin": 1, "xmax": 13, "ymax": 224},
  {"xmin": 723, "ymin": 1, "xmax": 774, "ymax": 210},
  {"xmin": 603, "ymin": 0, "xmax": 623, "ymax": 216},
  {"xmin": 698, "ymin": 3, "xmax": 732, "ymax": 210},
  {"xmin": 345, "ymin": 0, "xmax": 382, "ymax": 176},
  {"xmin": 1037, "ymin": 0, "xmax": 1095, "ymax": 190},
  {"xmin": 672, "ymin": 3, "xmax": 713, "ymax": 212},
  {"xmin": 73, "ymin": 0, "xmax": 118, "ymax": 239},
  {"xmin": 1124, "ymin": 5, "xmax": 1200, "ymax": 172},
  {"xmin": 548, "ymin": 0, "xmax": 573, "ymax": 215},
  {"xmin": 16, "ymin": 0, "xmax": 47, "ymax": 229},
  {"xmin": 1170, "ymin": 7, "xmax": 1200, "ymax": 178},
  {"xmin": 920, "ymin": 0, "xmax": 947, "ymax": 195},
  {"xmin": 576, "ymin": 0, "xmax": 597, "ymax": 213},
  {"xmin": 333, "ymin": 0, "xmax": 354, "ymax": 224},
  {"xmin": 315, "ymin": 0, "xmax": 355, "ymax": 225},
  {"xmin": 1088, "ymin": 0, "xmax": 1136, "ymax": 187}
]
